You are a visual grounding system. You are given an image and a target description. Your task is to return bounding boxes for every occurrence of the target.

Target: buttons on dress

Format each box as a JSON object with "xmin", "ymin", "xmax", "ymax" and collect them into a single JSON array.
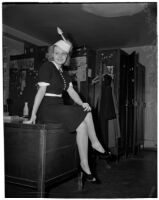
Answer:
[{"xmin": 59, "ymin": 70, "xmax": 67, "ymax": 90}]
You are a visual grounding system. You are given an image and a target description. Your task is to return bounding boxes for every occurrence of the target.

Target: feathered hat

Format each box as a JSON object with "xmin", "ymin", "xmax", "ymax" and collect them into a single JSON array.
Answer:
[{"xmin": 54, "ymin": 27, "xmax": 72, "ymax": 53}]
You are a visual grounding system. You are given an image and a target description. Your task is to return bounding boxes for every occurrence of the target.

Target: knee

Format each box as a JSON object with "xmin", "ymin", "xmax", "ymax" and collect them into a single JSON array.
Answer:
[
  {"xmin": 86, "ymin": 111, "xmax": 93, "ymax": 120},
  {"xmin": 76, "ymin": 120, "xmax": 87, "ymax": 131}
]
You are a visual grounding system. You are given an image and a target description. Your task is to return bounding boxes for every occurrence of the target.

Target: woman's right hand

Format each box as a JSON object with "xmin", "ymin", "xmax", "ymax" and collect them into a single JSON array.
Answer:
[{"xmin": 23, "ymin": 113, "xmax": 37, "ymax": 124}]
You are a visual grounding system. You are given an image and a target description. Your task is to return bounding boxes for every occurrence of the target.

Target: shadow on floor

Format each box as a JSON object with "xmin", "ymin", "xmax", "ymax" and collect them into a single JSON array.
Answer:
[{"xmin": 48, "ymin": 149, "xmax": 157, "ymax": 198}]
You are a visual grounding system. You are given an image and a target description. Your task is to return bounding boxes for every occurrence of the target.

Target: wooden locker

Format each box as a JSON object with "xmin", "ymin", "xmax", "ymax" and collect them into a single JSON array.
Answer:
[{"xmin": 95, "ymin": 49, "xmax": 145, "ymax": 158}]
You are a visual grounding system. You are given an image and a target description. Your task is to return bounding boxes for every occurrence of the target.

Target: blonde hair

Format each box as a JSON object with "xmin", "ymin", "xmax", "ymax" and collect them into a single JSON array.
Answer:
[{"xmin": 46, "ymin": 45, "xmax": 54, "ymax": 62}]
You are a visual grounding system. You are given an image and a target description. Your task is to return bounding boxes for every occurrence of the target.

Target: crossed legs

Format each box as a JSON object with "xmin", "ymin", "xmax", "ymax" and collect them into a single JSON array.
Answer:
[{"xmin": 76, "ymin": 112, "xmax": 105, "ymax": 174}]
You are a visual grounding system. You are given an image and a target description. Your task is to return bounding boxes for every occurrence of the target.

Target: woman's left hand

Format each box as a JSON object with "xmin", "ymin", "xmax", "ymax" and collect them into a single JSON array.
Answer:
[{"xmin": 82, "ymin": 103, "xmax": 92, "ymax": 111}]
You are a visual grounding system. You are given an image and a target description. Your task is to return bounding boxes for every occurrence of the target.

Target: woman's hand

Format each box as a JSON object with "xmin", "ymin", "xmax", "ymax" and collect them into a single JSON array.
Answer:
[
  {"xmin": 23, "ymin": 113, "xmax": 37, "ymax": 124},
  {"xmin": 82, "ymin": 103, "xmax": 92, "ymax": 112},
  {"xmin": 67, "ymin": 86, "xmax": 91, "ymax": 111}
]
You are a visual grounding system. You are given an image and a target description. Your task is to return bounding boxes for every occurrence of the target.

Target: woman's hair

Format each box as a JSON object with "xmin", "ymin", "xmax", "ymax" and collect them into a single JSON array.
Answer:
[{"xmin": 46, "ymin": 45, "xmax": 54, "ymax": 62}]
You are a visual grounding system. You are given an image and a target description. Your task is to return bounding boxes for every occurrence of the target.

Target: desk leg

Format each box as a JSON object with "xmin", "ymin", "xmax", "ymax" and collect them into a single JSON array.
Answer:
[{"xmin": 37, "ymin": 129, "xmax": 46, "ymax": 198}]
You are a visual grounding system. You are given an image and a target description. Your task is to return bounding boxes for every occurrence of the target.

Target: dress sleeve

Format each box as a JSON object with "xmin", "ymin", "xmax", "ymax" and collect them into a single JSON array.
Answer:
[{"xmin": 38, "ymin": 62, "xmax": 52, "ymax": 86}]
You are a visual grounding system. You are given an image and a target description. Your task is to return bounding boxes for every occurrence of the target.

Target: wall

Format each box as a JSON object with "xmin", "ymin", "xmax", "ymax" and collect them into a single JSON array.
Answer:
[{"xmin": 123, "ymin": 45, "xmax": 157, "ymax": 148}]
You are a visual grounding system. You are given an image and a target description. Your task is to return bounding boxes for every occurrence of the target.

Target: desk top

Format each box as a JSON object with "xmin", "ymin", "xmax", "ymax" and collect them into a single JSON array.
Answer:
[{"xmin": 4, "ymin": 121, "xmax": 67, "ymax": 130}]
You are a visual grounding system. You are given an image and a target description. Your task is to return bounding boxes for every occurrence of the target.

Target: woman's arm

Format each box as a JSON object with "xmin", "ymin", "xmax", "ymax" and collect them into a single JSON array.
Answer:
[
  {"xmin": 67, "ymin": 85, "xmax": 91, "ymax": 111},
  {"xmin": 24, "ymin": 86, "xmax": 47, "ymax": 124}
]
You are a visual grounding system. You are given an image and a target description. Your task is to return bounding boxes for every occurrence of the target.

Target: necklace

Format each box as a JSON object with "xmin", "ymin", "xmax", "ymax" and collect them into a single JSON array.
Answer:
[
  {"xmin": 58, "ymin": 69, "xmax": 66, "ymax": 90},
  {"xmin": 52, "ymin": 61, "xmax": 66, "ymax": 90}
]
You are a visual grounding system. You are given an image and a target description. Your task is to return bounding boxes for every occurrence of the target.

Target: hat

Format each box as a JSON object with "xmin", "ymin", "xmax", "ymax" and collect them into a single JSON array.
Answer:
[{"xmin": 54, "ymin": 40, "xmax": 72, "ymax": 53}]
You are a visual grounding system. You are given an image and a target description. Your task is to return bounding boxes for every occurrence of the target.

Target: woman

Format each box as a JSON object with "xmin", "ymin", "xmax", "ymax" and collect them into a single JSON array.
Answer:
[{"xmin": 26, "ymin": 39, "xmax": 107, "ymax": 184}]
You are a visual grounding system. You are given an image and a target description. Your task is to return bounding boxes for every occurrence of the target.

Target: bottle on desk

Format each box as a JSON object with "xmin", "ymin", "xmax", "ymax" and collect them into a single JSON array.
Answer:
[{"xmin": 23, "ymin": 102, "xmax": 29, "ymax": 118}]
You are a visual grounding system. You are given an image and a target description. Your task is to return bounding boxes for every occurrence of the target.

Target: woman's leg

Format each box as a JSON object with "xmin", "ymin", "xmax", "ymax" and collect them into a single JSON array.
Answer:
[
  {"xmin": 84, "ymin": 112, "xmax": 105, "ymax": 153},
  {"xmin": 76, "ymin": 121, "xmax": 91, "ymax": 174}
]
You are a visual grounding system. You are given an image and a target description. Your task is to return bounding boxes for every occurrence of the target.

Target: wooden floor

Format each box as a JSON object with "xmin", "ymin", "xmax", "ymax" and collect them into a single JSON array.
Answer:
[
  {"xmin": 5, "ymin": 149, "xmax": 157, "ymax": 198},
  {"xmin": 48, "ymin": 149, "xmax": 157, "ymax": 198}
]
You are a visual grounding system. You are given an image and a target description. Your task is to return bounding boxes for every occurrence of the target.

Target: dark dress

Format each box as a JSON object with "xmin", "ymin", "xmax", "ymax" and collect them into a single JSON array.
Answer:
[{"xmin": 37, "ymin": 61, "xmax": 88, "ymax": 132}]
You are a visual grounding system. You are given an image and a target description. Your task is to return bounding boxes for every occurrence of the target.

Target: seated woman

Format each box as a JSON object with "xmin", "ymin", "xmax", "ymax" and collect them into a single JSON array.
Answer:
[{"xmin": 25, "ymin": 37, "xmax": 109, "ymax": 185}]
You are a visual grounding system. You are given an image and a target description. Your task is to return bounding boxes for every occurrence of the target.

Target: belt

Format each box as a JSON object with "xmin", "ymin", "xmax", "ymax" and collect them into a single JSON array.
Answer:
[{"xmin": 45, "ymin": 93, "xmax": 62, "ymax": 97}]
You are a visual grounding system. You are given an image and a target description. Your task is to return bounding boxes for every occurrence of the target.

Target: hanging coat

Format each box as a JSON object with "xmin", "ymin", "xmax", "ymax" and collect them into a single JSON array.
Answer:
[{"xmin": 100, "ymin": 74, "xmax": 116, "ymax": 120}]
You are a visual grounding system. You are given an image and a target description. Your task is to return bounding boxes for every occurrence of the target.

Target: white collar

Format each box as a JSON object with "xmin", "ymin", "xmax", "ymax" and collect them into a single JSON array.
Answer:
[{"xmin": 52, "ymin": 61, "xmax": 63, "ymax": 72}]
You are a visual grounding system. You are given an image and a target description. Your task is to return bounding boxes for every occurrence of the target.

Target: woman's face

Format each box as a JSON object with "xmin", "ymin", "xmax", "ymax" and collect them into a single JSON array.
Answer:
[{"xmin": 53, "ymin": 46, "xmax": 68, "ymax": 66}]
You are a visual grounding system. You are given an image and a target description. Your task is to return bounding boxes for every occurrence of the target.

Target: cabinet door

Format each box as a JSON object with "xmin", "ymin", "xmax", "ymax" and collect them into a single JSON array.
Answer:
[
  {"xmin": 128, "ymin": 51, "xmax": 138, "ymax": 154},
  {"xmin": 119, "ymin": 50, "xmax": 129, "ymax": 151},
  {"xmin": 129, "ymin": 52, "xmax": 135, "ymax": 151},
  {"xmin": 136, "ymin": 63, "xmax": 145, "ymax": 146}
]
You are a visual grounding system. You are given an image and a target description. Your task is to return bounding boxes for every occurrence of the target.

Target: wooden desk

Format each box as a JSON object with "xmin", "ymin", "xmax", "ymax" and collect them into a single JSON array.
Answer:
[{"xmin": 4, "ymin": 122, "xmax": 79, "ymax": 197}]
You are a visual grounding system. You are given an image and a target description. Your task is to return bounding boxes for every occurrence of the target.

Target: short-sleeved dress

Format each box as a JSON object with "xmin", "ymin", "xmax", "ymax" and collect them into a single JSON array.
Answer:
[{"xmin": 37, "ymin": 61, "xmax": 88, "ymax": 132}]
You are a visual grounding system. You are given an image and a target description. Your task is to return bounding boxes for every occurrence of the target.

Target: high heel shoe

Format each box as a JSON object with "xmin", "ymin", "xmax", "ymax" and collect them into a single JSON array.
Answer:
[
  {"xmin": 80, "ymin": 167, "xmax": 97, "ymax": 182},
  {"xmin": 92, "ymin": 148, "xmax": 112, "ymax": 159},
  {"xmin": 79, "ymin": 167, "xmax": 100, "ymax": 189}
]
